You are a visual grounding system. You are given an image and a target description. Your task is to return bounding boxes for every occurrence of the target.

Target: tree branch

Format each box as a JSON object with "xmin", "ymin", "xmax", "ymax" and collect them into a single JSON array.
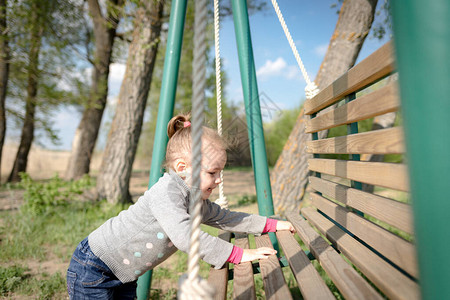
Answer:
[{"xmin": 115, "ymin": 32, "xmax": 132, "ymax": 43}]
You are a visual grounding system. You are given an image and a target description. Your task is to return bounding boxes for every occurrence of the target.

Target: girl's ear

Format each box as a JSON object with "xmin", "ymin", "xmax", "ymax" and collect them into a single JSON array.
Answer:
[{"xmin": 174, "ymin": 159, "xmax": 188, "ymax": 177}]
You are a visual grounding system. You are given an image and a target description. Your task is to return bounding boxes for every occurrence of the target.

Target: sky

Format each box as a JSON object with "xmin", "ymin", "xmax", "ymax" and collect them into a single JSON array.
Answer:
[{"xmin": 42, "ymin": 0, "xmax": 389, "ymax": 151}]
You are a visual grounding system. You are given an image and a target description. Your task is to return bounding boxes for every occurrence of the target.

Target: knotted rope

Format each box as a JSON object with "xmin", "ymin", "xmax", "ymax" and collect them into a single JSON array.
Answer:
[
  {"xmin": 213, "ymin": 0, "xmax": 228, "ymax": 209},
  {"xmin": 178, "ymin": 0, "xmax": 215, "ymax": 299}
]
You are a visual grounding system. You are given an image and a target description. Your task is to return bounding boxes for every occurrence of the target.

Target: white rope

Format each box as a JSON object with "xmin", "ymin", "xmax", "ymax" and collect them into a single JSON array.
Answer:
[
  {"xmin": 213, "ymin": 0, "xmax": 228, "ymax": 209},
  {"xmin": 270, "ymin": 0, "xmax": 320, "ymax": 99},
  {"xmin": 214, "ymin": 0, "xmax": 223, "ymax": 138},
  {"xmin": 178, "ymin": 0, "xmax": 214, "ymax": 298},
  {"xmin": 179, "ymin": 275, "xmax": 215, "ymax": 300}
]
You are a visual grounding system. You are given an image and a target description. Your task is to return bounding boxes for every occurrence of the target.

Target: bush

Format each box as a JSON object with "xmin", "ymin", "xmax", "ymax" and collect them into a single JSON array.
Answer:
[
  {"xmin": 0, "ymin": 265, "xmax": 28, "ymax": 296},
  {"xmin": 19, "ymin": 173, "xmax": 95, "ymax": 216},
  {"xmin": 264, "ymin": 106, "xmax": 302, "ymax": 166}
]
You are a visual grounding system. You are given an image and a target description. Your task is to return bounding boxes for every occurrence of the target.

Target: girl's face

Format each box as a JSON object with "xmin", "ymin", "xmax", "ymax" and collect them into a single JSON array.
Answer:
[
  {"xmin": 177, "ymin": 145, "xmax": 227, "ymax": 200},
  {"xmin": 198, "ymin": 149, "xmax": 227, "ymax": 200}
]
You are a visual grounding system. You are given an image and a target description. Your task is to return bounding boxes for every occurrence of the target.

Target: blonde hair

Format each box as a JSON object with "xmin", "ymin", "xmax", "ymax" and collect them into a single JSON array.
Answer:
[{"xmin": 165, "ymin": 113, "xmax": 226, "ymax": 170}]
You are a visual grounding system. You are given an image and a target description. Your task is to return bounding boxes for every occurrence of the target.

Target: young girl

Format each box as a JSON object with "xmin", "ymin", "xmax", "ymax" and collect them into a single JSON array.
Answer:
[{"xmin": 66, "ymin": 114, "xmax": 295, "ymax": 299}]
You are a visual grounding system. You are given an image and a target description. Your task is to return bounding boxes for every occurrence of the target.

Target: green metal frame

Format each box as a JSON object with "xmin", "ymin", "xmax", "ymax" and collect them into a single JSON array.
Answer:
[
  {"xmin": 392, "ymin": 1, "xmax": 450, "ymax": 299},
  {"xmin": 137, "ymin": 0, "xmax": 276, "ymax": 298},
  {"xmin": 136, "ymin": 0, "xmax": 188, "ymax": 299}
]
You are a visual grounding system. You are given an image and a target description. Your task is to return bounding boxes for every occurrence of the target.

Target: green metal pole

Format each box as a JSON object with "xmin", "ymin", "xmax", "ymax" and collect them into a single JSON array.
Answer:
[
  {"xmin": 231, "ymin": 1, "xmax": 278, "ymax": 252},
  {"xmin": 136, "ymin": 0, "xmax": 187, "ymax": 299},
  {"xmin": 231, "ymin": 0, "xmax": 274, "ymax": 218},
  {"xmin": 391, "ymin": 1, "xmax": 450, "ymax": 299}
]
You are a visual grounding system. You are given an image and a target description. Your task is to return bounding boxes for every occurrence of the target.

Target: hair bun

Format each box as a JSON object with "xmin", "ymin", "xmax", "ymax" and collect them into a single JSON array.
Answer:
[{"xmin": 167, "ymin": 114, "xmax": 190, "ymax": 138}]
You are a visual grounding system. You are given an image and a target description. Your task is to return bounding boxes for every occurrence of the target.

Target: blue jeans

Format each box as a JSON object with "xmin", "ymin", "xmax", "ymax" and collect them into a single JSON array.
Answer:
[{"xmin": 67, "ymin": 237, "xmax": 137, "ymax": 300}]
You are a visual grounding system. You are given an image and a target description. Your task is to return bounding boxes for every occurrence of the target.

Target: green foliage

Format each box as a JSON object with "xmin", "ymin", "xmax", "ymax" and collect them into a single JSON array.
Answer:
[
  {"xmin": 227, "ymin": 194, "xmax": 258, "ymax": 209},
  {"xmin": 217, "ymin": 0, "xmax": 269, "ymax": 19},
  {"xmin": 264, "ymin": 106, "xmax": 302, "ymax": 166},
  {"xmin": 0, "ymin": 181, "xmax": 22, "ymax": 192},
  {"xmin": 372, "ymin": 0, "xmax": 392, "ymax": 40},
  {"xmin": 19, "ymin": 173, "xmax": 95, "ymax": 216},
  {"xmin": 237, "ymin": 194, "xmax": 257, "ymax": 206},
  {"xmin": 223, "ymin": 165, "xmax": 253, "ymax": 172},
  {"xmin": 5, "ymin": 0, "xmax": 88, "ymax": 146}
]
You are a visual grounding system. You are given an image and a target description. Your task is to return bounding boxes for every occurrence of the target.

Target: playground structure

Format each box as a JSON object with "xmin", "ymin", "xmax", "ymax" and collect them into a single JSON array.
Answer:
[{"xmin": 136, "ymin": 0, "xmax": 450, "ymax": 299}]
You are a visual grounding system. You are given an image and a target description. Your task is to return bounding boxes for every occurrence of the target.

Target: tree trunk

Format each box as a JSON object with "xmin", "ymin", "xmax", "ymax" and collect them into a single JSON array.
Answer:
[
  {"xmin": 271, "ymin": 0, "xmax": 378, "ymax": 215},
  {"xmin": 8, "ymin": 5, "xmax": 43, "ymax": 182},
  {"xmin": 65, "ymin": 0, "xmax": 123, "ymax": 180},
  {"xmin": 0, "ymin": 0, "xmax": 9, "ymax": 183},
  {"xmin": 96, "ymin": 0, "xmax": 164, "ymax": 204}
]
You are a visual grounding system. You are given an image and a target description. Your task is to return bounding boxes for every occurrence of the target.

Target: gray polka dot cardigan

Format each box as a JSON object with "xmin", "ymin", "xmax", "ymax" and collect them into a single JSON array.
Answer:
[{"xmin": 88, "ymin": 170, "xmax": 267, "ymax": 283}]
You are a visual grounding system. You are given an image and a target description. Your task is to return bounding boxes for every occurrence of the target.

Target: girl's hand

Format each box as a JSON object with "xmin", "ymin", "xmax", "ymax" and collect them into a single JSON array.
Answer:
[
  {"xmin": 276, "ymin": 221, "xmax": 296, "ymax": 233},
  {"xmin": 241, "ymin": 247, "xmax": 277, "ymax": 263}
]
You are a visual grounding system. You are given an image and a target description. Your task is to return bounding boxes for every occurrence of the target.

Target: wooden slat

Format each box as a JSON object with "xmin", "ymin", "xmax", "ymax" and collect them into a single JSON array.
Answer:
[
  {"xmin": 300, "ymin": 209, "xmax": 420, "ymax": 300},
  {"xmin": 305, "ymin": 41, "xmax": 395, "ymax": 115},
  {"xmin": 309, "ymin": 177, "xmax": 413, "ymax": 234},
  {"xmin": 276, "ymin": 231, "xmax": 334, "ymax": 300},
  {"xmin": 208, "ymin": 231, "xmax": 232, "ymax": 300},
  {"xmin": 305, "ymin": 82, "xmax": 399, "ymax": 133},
  {"xmin": 254, "ymin": 234, "xmax": 293, "ymax": 300},
  {"xmin": 306, "ymin": 127, "xmax": 404, "ymax": 154},
  {"xmin": 308, "ymin": 159, "xmax": 409, "ymax": 191},
  {"xmin": 286, "ymin": 213, "xmax": 382, "ymax": 300},
  {"xmin": 310, "ymin": 193, "xmax": 418, "ymax": 277},
  {"xmin": 233, "ymin": 234, "xmax": 256, "ymax": 300}
]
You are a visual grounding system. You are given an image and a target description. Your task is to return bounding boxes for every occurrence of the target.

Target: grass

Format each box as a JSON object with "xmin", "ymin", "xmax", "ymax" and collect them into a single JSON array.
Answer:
[
  {"xmin": 0, "ymin": 181, "xmax": 22, "ymax": 192},
  {"xmin": 0, "ymin": 174, "xmax": 127, "ymax": 298},
  {"xmin": 0, "ymin": 199, "xmax": 130, "ymax": 298},
  {"xmin": 0, "ymin": 265, "xmax": 66, "ymax": 299},
  {"xmin": 0, "ymin": 200, "xmax": 126, "ymax": 297}
]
